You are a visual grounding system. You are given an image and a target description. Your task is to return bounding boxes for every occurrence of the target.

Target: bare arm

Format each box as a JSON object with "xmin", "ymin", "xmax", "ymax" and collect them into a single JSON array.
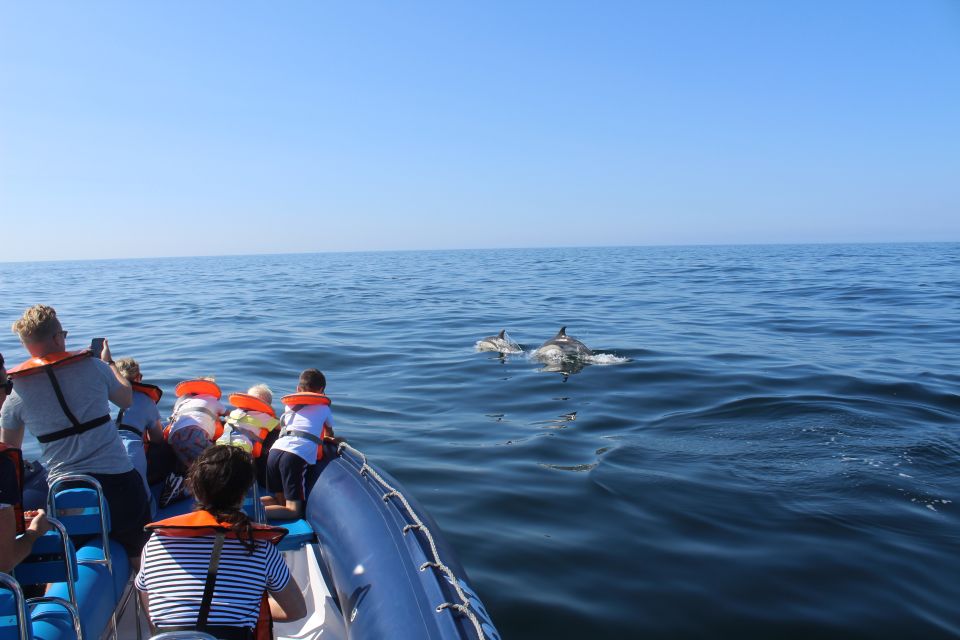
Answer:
[
  {"xmin": 0, "ymin": 508, "xmax": 50, "ymax": 573},
  {"xmin": 265, "ymin": 499, "xmax": 303, "ymax": 520},
  {"xmin": 0, "ymin": 427, "xmax": 24, "ymax": 448},
  {"xmin": 138, "ymin": 589, "xmax": 151, "ymax": 620},
  {"xmin": 147, "ymin": 419, "xmax": 164, "ymax": 443},
  {"xmin": 102, "ymin": 340, "xmax": 133, "ymax": 408},
  {"xmin": 268, "ymin": 575, "xmax": 306, "ymax": 622}
]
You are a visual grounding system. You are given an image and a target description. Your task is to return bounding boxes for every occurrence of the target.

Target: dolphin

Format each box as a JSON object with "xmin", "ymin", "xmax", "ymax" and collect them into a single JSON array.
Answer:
[
  {"xmin": 534, "ymin": 327, "xmax": 593, "ymax": 359},
  {"xmin": 476, "ymin": 329, "xmax": 522, "ymax": 353}
]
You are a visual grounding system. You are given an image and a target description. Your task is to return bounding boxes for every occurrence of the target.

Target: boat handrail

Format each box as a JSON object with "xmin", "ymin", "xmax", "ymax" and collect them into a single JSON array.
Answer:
[{"xmin": 337, "ymin": 442, "xmax": 489, "ymax": 640}]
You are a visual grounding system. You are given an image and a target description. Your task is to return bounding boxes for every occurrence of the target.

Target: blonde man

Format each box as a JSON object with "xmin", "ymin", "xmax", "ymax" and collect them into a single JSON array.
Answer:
[{"xmin": 0, "ymin": 305, "xmax": 150, "ymax": 558}]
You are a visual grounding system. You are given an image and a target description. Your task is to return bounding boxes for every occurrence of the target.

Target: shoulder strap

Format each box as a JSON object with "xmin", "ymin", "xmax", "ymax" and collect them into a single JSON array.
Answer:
[
  {"xmin": 197, "ymin": 531, "xmax": 226, "ymax": 631},
  {"xmin": 280, "ymin": 428, "xmax": 323, "ymax": 445},
  {"xmin": 35, "ymin": 368, "xmax": 111, "ymax": 444}
]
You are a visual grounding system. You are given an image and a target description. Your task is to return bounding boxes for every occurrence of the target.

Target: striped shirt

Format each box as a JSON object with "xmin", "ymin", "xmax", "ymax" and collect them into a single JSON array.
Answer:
[{"xmin": 135, "ymin": 533, "xmax": 290, "ymax": 629}]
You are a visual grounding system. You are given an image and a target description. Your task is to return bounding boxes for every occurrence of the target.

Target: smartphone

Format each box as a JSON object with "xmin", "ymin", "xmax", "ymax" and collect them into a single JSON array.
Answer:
[{"xmin": 89, "ymin": 337, "xmax": 106, "ymax": 359}]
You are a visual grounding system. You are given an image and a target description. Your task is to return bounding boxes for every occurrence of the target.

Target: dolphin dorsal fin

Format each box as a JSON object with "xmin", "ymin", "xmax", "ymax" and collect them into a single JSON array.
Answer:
[
  {"xmin": 557, "ymin": 326, "xmax": 567, "ymax": 337},
  {"xmin": 498, "ymin": 329, "xmax": 505, "ymax": 339}
]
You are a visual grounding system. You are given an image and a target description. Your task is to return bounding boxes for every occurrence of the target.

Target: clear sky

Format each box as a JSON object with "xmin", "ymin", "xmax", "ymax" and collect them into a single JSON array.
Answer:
[{"xmin": 1, "ymin": 1, "xmax": 958, "ymax": 261}]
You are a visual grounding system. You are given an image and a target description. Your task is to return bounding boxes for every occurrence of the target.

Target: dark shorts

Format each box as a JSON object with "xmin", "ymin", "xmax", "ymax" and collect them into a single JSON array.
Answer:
[
  {"xmin": 266, "ymin": 450, "xmax": 309, "ymax": 503},
  {"xmin": 79, "ymin": 469, "xmax": 151, "ymax": 557}
]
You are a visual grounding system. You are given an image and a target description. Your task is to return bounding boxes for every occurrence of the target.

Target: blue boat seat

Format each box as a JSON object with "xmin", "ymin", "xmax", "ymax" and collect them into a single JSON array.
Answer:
[
  {"xmin": 43, "ymin": 474, "xmax": 131, "ymax": 640},
  {"xmin": 274, "ymin": 519, "xmax": 315, "ymax": 552},
  {"xmin": 0, "ymin": 520, "xmax": 83, "ymax": 640},
  {"xmin": 49, "ymin": 488, "xmax": 110, "ymax": 538},
  {"xmin": 12, "ymin": 529, "xmax": 79, "ymax": 588},
  {"xmin": 30, "ymin": 540, "xmax": 129, "ymax": 640}
]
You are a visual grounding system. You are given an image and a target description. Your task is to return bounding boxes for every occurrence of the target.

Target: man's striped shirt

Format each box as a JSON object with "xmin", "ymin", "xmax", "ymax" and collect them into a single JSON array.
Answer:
[{"xmin": 135, "ymin": 532, "xmax": 290, "ymax": 629}]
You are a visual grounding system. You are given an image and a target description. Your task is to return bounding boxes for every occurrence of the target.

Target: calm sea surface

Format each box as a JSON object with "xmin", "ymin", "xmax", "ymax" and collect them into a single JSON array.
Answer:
[{"xmin": 1, "ymin": 244, "xmax": 958, "ymax": 639}]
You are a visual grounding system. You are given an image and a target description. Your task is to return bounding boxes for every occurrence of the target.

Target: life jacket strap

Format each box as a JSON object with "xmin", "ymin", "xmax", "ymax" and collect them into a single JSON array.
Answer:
[
  {"xmin": 118, "ymin": 424, "xmax": 144, "ymax": 437},
  {"xmin": 36, "ymin": 415, "xmax": 112, "ymax": 443},
  {"xmin": 36, "ymin": 367, "xmax": 111, "ymax": 444},
  {"xmin": 116, "ymin": 408, "xmax": 144, "ymax": 437},
  {"xmin": 225, "ymin": 417, "xmax": 266, "ymax": 443},
  {"xmin": 197, "ymin": 531, "xmax": 225, "ymax": 631},
  {"xmin": 280, "ymin": 428, "xmax": 323, "ymax": 446},
  {"xmin": 170, "ymin": 402, "xmax": 219, "ymax": 425}
]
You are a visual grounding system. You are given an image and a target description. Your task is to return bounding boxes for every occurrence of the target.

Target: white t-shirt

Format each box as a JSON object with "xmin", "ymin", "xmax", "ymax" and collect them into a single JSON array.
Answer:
[
  {"xmin": 271, "ymin": 404, "xmax": 334, "ymax": 464},
  {"xmin": 168, "ymin": 394, "xmax": 225, "ymax": 439}
]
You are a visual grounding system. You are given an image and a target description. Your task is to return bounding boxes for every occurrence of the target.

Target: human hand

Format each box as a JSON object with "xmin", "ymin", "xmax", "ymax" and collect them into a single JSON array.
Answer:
[
  {"xmin": 101, "ymin": 338, "xmax": 113, "ymax": 362},
  {"xmin": 25, "ymin": 509, "xmax": 50, "ymax": 536}
]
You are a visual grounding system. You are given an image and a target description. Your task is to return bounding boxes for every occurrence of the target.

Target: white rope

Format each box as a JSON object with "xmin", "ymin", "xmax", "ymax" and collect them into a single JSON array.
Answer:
[{"xmin": 337, "ymin": 442, "xmax": 487, "ymax": 640}]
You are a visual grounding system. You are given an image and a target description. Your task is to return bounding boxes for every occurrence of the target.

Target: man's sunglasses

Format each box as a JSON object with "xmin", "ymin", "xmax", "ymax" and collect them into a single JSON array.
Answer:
[{"xmin": 1, "ymin": 379, "xmax": 11, "ymax": 394}]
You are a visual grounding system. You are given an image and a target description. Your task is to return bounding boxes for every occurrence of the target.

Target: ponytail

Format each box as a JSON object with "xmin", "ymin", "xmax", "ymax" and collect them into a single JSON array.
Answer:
[{"xmin": 188, "ymin": 445, "xmax": 258, "ymax": 554}]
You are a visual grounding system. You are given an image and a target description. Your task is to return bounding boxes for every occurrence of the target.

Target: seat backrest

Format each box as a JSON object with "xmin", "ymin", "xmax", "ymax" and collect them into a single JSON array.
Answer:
[
  {"xmin": 12, "ymin": 528, "xmax": 79, "ymax": 587},
  {"xmin": 49, "ymin": 488, "xmax": 111, "ymax": 537}
]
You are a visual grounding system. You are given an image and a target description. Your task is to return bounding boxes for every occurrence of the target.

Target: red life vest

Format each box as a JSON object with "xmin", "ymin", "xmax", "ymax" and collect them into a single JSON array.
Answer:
[
  {"xmin": 279, "ymin": 393, "xmax": 333, "ymax": 461},
  {"xmin": 6, "ymin": 350, "xmax": 112, "ymax": 444},
  {"xmin": 0, "ymin": 444, "xmax": 25, "ymax": 535},
  {"xmin": 146, "ymin": 510, "xmax": 286, "ymax": 640}
]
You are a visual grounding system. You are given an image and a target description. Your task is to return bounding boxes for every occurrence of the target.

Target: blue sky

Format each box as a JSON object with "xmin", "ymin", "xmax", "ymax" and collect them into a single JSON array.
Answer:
[{"xmin": 1, "ymin": 1, "xmax": 958, "ymax": 261}]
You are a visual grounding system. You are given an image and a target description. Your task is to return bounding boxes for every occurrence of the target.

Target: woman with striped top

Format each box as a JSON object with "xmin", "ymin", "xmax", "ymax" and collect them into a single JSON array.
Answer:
[{"xmin": 136, "ymin": 445, "xmax": 306, "ymax": 639}]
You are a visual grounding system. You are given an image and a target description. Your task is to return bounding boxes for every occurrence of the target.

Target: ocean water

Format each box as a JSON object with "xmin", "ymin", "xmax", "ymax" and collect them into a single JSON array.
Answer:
[{"xmin": 1, "ymin": 244, "xmax": 958, "ymax": 639}]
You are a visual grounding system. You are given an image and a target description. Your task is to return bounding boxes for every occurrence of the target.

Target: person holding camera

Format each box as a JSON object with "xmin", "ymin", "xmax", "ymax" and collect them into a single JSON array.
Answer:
[{"xmin": 0, "ymin": 305, "xmax": 150, "ymax": 558}]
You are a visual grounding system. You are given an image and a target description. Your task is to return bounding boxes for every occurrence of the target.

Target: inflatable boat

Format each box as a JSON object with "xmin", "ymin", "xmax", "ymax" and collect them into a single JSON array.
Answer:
[{"xmin": 0, "ymin": 444, "xmax": 500, "ymax": 640}]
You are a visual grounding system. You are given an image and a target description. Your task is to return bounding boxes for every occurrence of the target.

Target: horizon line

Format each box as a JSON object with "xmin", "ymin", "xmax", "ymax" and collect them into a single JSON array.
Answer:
[{"xmin": 1, "ymin": 239, "xmax": 958, "ymax": 266}]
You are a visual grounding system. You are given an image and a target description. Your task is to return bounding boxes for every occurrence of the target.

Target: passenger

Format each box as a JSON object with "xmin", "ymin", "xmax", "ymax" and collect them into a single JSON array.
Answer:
[
  {"xmin": 263, "ymin": 369, "xmax": 340, "ymax": 520},
  {"xmin": 0, "ymin": 305, "xmax": 150, "ymax": 558},
  {"xmin": 137, "ymin": 445, "xmax": 306, "ymax": 638},
  {"xmin": 217, "ymin": 384, "xmax": 280, "ymax": 457},
  {"xmin": 0, "ymin": 351, "xmax": 51, "ymax": 572},
  {"xmin": 113, "ymin": 357, "xmax": 164, "ymax": 504},
  {"xmin": 165, "ymin": 377, "xmax": 226, "ymax": 469}
]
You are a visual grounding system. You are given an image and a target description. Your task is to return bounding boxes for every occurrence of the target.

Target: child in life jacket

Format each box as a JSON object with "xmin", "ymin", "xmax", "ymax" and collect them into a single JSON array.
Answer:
[
  {"xmin": 263, "ymin": 369, "xmax": 338, "ymax": 520},
  {"xmin": 217, "ymin": 384, "xmax": 281, "ymax": 456},
  {"xmin": 161, "ymin": 377, "xmax": 226, "ymax": 507},
  {"xmin": 166, "ymin": 377, "xmax": 226, "ymax": 468}
]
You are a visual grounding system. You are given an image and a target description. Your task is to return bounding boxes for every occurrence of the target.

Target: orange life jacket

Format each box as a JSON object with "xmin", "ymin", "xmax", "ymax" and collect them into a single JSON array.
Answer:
[
  {"xmin": 175, "ymin": 379, "xmax": 222, "ymax": 400},
  {"xmin": 146, "ymin": 509, "xmax": 287, "ymax": 543},
  {"xmin": 279, "ymin": 392, "xmax": 333, "ymax": 461},
  {"xmin": 0, "ymin": 444, "xmax": 25, "ymax": 534},
  {"xmin": 165, "ymin": 380, "xmax": 225, "ymax": 441},
  {"xmin": 6, "ymin": 350, "xmax": 112, "ymax": 444},
  {"xmin": 222, "ymin": 393, "xmax": 277, "ymax": 458},
  {"xmin": 132, "ymin": 381, "xmax": 163, "ymax": 404},
  {"xmin": 117, "ymin": 381, "xmax": 164, "ymax": 438},
  {"xmin": 146, "ymin": 510, "xmax": 286, "ymax": 640},
  {"xmin": 6, "ymin": 349, "xmax": 92, "ymax": 378}
]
